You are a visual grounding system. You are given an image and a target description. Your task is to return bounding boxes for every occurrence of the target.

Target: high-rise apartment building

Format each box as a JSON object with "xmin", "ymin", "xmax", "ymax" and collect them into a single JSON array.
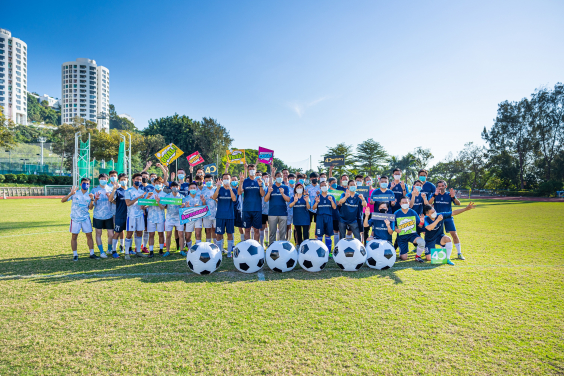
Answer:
[
  {"xmin": 0, "ymin": 28, "xmax": 28, "ymax": 125},
  {"xmin": 61, "ymin": 58, "xmax": 109, "ymax": 131}
]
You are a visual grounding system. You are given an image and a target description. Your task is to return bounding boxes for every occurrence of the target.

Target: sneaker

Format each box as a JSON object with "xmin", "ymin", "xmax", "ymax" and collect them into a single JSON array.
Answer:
[
  {"xmin": 163, "ymin": 251, "xmax": 171, "ymax": 257},
  {"xmin": 130, "ymin": 250, "xmax": 136, "ymax": 256},
  {"xmin": 100, "ymin": 251, "xmax": 108, "ymax": 259},
  {"xmin": 89, "ymin": 254, "xmax": 101, "ymax": 260},
  {"xmin": 159, "ymin": 249, "xmax": 164, "ymax": 255},
  {"xmin": 124, "ymin": 254, "xmax": 130, "ymax": 260},
  {"xmin": 72, "ymin": 255, "xmax": 78, "ymax": 261},
  {"xmin": 148, "ymin": 251, "xmax": 154, "ymax": 258},
  {"xmin": 415, "ymin": 256, "xmax": 424, "ymax": 263},
  {"xmin": 112, "ymin": 251, "xmax": 119, "ymax": 259},
  {"xmin": 136, "ymin": 251, "xmax": 147, "ymax": 257},
  {"xmin": 329, "ymin": 253, "xmax": 333, "ymax": 258},
  {"xmin": 457, "ymin": 253, "xmax": 465, "ymax": 260},
  {"xmin": 227, "ymin": 252, "xmax": 232, "ymax": 258},
  {"xmin": 180, "ymin": 250, "xmax": 187, "ymax": 257},
  {"xmin": 447, "ymin": 259, "xmax": 455, "ymax": 266},
  {"xmin": 142, "ymin": 246, "xmax": 149, "ymax": 254}
]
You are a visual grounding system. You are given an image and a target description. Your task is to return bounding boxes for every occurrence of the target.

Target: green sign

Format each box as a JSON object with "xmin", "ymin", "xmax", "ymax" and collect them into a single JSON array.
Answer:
[
  {"xmin": 137, "ymin": 199, "xmax": 158, "ymax": 206},
  {"xmin": 431, "ymin": 248, "xmax": 448, "ymax": 264},
  {"xmin": 328, "ymin": 189, "xmax": 342, "ymax": 202},
  {"xmin": 397, "ymin": 215, "xmax": 416, "ymax": 236},
  {"xmin": 160, "ymin": 197, "xmax": 183, "ymax": 205}
]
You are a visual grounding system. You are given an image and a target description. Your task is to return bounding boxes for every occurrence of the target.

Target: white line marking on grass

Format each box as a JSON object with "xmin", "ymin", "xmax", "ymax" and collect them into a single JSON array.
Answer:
[
  {"xmin": 0, "ymin": 230, "xmax": 66, "ymax": 238},
  {"xmin": 0, "ymin": 264, "xmax": 562, "ymax": 280}
]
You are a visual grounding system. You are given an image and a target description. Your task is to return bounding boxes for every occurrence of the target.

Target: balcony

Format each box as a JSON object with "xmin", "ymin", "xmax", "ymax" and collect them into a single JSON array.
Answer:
[{"xmin": 79, "ymin": 70, "xmax": 86, "ymax": 74}]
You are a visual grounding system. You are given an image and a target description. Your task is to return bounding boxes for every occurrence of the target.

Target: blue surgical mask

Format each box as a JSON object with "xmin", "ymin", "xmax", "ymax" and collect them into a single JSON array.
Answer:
[
  {"xmin": 231, "ymin": 181, "xmax": 239, "ymax": 187},
  {"xmin": 331, "ymin": 183, "xmax": 337, "ymax": 189},
  {"xmin": 420, "ymin": 176, "xmax": 427, "ymax": 182},
  {"xmin": 110, "ymin": 176, "xmax": 117, "ymax": 183},
  {"xmin": 155, "ymin": 184, "xmax": 163, "ymax": 191},
  {"xmin": 380, "ymin": 182, "xmax": 388, "ymax": 189},
  {"xmin": 299, "ymin": 179, "xmax": 304, "ymax": 184},
  {"xmin": 178, "ymin": 174, "xmax": 185, "ymax": 180},
  {"xmin": 415, "ymin": 186, "xmax": 422, "ymax": 192},
  {"xmin": 289, "ymin": 179, "xmax": 295, "ymax": 185},
  {"xmin": 119, "ymin": 180, "xmax": 127, "ymax": 187},
  {"xmin": 134, "ymin": 181, "xmax": 142, "ymax": 187},
  {"xmin": 276, "ymin": 177, "xmax": 282, "ymax": 184},
  {"xmin": 356, "ymin": 181, "xmax": 362, "ymax": 186},
  {"xmin": 81, "ymin": 183, "xmax": 89, "ymax": 190},
  {"xmin": 190, "ymin": 189, "xmax": 197, "ymax": 195},
  {"xmin": 205, "ymin": 181, "xmax": 212, "ymax": 187},
  {"xmin": 350, "ymin": 186, "xmax": 357, "ymax": 192},
  {"xmin": 99, "ymin": 180, "xmax": 107, "ymax": 186},
  {"xmin": 172, "ymin": 187, "xmax": 179, "ymax": 192}
]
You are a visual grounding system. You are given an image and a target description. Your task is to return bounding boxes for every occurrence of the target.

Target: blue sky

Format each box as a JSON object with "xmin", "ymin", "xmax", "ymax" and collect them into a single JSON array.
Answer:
[{"xmin": 6, "ymin": 0, "xmax": 564, "ymax": 169}]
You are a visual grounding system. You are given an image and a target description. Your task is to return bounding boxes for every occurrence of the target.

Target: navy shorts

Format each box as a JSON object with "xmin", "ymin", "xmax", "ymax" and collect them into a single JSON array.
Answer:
[
  {"xmin": 444, "ymin": 217, "xmax": 456, "ymax": 232},
  {"xmin": 315, "ymin": 214, "xmax": 333, "ymax": 237},
  {"xmin": 397, "ymin": 233, "xmax": 421, "ymax": 255},
  {"xmin": 426, "ymin": 234, "xmax": 448, "ymax": 254},
  {"xmin": 234, "ymin": 209, "xmax": 244, "ymax": 228},
  {"xmin": 243, "ymin": 211, "xmax": 262, "ymax": 229},
  {"xmin": 114, "ymin": 217, "xmax": 127, "ymax": 233},
  {"xmin": 215, "ymin": 218, "xmax": 235, "ymax": 235},
  {"xmin": 93, "ymin": 217, "xmax": 114, "ymax": 230}
]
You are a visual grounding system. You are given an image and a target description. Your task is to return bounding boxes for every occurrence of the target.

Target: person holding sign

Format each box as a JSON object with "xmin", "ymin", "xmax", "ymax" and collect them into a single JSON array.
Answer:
[
  {"xmin": 289, "ymin": 183, "xmax": 311, "ymax": 246},
  {"xmin": 370, "ymin": 175, "xmax": 396, "ymax": 213},
  {"xmin": 264, "ymin": 168, "xmax": 290, "ymax": 245},
  {"xmin": 238, "ymin": 163, "xmax": 265, "ymax": 242},
  {"xmin": 337, "ymin": 180, "xmax": 367, "ymax": 241},
  {"xmin": 313, "ymin": 180, "xmax": 337, "ymax": 251},
  {"xmin": 422, "ymin": 202, "xmax": 476, "ymax": 265},
  {"xmin": 61, "ymin": 178, "xmax": 96, "ymax": 261},
  {"xmin": 180, "ymin": 182, "xmax": 205, "ymax": 255},
  {"xmin": 123, "ymin": 173, "xmax": 147, "ymax": 260},
  {"xmin": 364, "ymin": 203, "xmax": 395, "ymax": 243},
  {"xmin": 407, "ymin": 180, "xmax": 430, "ymax": 239},
  {"xmin": 212, "ymin": 174, "xmax": 237, "ymax": 257},
  {"xmin": 390, "ymin": 169, "xmax": 407, "ymax": 213},
  {"xmin": 395, "ymin": 197, "xmax": 426, "ymax": 262},
  {"xmin": 428, "ymin": 180, "xmax": 465, "ymax": 260},
  {"xmin": 201, "ymin": 174, "xmax": 218, "ymax": 244},
  {"xmin": 163, "ymin": 182, "xmax": 186, "ymax": 257},
  {"xmin": 146, "ymin": 177, "xmax": 167, "ymax": 257}
]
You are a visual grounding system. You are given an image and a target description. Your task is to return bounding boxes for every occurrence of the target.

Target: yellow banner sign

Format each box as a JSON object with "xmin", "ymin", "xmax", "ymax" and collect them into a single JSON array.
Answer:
[
  {"xmin": 226, "ymin": 149, "xmax": 246, "ymax": 164},
  {"xmin": 155, "ymin": 143, "xmax": 184, "ymax": 166}
]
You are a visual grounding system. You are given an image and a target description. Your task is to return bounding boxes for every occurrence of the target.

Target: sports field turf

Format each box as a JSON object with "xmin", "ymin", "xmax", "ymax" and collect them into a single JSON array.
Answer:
[{"xmin": 0, "ymin": 199, "xmax": 563, "ymax": 375}]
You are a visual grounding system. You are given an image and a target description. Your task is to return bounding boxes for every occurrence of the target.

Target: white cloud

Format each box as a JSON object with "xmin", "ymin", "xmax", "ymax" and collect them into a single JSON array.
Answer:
[{"xmin": 289, "ymin": 96, "xmax": 329, "ymax": 117}]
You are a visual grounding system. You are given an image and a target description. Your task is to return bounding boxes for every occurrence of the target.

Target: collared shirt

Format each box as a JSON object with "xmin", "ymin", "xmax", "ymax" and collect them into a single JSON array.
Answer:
[
  {"xmin": 69, "ymin": 190, "xmax": 91, "ymax": 222},
  {"xmin": 165, "ymin": 192, "xmax": 185, "ymax": 221},
  {"xmin": 91, "ymin": 185, "xmax": 113, "ymax": 220},
  {"xmin": 125, "ymin": 187, "xmax": 145, "ymax": 218},
  {"xmin": 200, "ymin": 187, "xmax": 217, "ymax": 218},
  {"xmin": 147, "ymin": 190, "xmax": 167, "ymax": 224},
  {"xmin": 306, "ymin": 184, "xmax": 321, "ymax": 213}
]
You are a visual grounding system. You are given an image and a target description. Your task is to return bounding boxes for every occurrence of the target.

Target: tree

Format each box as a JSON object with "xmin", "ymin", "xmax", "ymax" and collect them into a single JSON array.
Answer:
[
  {"xmin": 458, "ymin": 142, "xmax": 490, "ymax": 189},
  {"xmin": 428, "ymin": 152, "xmax": 465, "ymax": 187},
  {"xmin": 0, "ymin": 106, "xmax": 17, "ymax": 150},
  {"xmin": 108, "ymin": 104, "xmax": 136, "ymax": 131},
  {"xmin": 386, "ymin": 153, "xmax": 417, "ymax": 183},
  {"xmin": 413, "ymin": 147, "xmax": 434, "ymax": 171},
  {"xmin": 355, "ymin": 138, "xmax": 387, "ymax": 176},
  {"xmin": 27, "ymin": 93, "xmax": 61, "ymax": 126},
  {"xmin": 321, "ymin": 143, "xmax": 355, "ymax": 177}
]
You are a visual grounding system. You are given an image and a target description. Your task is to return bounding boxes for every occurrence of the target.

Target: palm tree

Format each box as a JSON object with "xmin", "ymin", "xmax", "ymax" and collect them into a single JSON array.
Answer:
[{"xmin": 386, "ymin": 153, "xmax": 418, "ymax": 184}]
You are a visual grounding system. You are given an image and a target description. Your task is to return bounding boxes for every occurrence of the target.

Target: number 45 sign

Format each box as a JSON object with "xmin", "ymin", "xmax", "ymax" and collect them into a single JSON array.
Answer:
[{"xmin": 431, "ymin": 248, "xmax": 448, "ymax": 264}]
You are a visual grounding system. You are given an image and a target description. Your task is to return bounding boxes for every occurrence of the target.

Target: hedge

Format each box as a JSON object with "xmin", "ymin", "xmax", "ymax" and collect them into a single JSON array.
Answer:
[
  {"xmin": 0, "ymin": 174, "xmax": 4, "ymax": 183},
  {"xmin": 0, "ymin": 174, "xmax": 73, "ymax": 186},
  {"xmin": 5, "ymin": 174, "xmax": 17, "ymax": 183}
]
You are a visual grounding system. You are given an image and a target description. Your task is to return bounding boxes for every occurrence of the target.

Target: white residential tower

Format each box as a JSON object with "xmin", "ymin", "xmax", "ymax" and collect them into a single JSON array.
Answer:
[
  {"xmin": 61, "ymin": 58, "xmax": 110, "ymax": 131},
  {"xmin": 0, "ymin": 28, "xmax": 28, "ymax": 125}
]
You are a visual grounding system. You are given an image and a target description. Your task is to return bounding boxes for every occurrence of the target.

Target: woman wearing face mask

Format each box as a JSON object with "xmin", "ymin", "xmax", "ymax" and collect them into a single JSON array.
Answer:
[
  {"xmin": 146, "ymin": 177, "xmax": 167, "ymax": 257},
  {"xmin": 364, "ymin": 203, "xmax": 395, "ymax": 243},
  {"xmin": 289, "ymin": 183, "xmax": 311, "ymax": 246}
]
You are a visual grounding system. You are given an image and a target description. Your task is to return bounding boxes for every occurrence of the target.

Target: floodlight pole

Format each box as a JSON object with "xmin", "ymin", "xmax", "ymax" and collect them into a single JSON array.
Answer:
[
  {"xmin": 125, "ymin": 132, "xmax": 132, "ymax": 186},
  {"xmin": 38, "ymin": 137, "xmax": 47, "ymax": 166},
  {"xmin": 73, "ymin": 132, "xmax": 80, "ymax": 187}
]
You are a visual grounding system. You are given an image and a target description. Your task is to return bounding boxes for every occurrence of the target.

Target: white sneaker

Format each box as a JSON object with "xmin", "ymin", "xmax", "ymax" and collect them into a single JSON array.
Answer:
[
  {"xmin": 125, "ymin": 254, "xmax": 130, "ymax": 260},
  {"xmin": 100, "ymin": 252, "xmax": 108, "ymax": 259}
]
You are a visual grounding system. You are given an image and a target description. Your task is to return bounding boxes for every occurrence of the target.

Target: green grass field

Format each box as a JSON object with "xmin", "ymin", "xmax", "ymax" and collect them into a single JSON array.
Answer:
[{"xmin": 0, "ymin": 199, "xmax": 563, "ymax": 375}]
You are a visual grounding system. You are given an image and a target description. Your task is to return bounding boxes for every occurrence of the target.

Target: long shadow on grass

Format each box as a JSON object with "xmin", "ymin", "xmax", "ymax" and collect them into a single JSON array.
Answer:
[{"xmin": 0, "ymin": 252, "xmax": 440, "ymax": 285}]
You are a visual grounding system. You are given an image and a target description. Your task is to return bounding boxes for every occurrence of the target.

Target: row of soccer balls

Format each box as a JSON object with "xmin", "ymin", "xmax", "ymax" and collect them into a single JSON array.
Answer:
[{"xmin": 187, "ymin": 238, "xmax": 397, "ymax": 275}]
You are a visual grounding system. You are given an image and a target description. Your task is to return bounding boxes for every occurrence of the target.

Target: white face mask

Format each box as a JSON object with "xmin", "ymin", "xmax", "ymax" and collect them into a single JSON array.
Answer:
[
  {"xmin": 431, "ymin": 212, "xmax": 437, "ymax": 219},
  {"xmin": 264, "ymin": 177, "xmax": 269, "ymax": 183},
  {"xmin": 320, "ymin": 177, "xmax": 327, "ymax": 182},
  {"xmin": 342, "ymin": 180, "xmax": 349, "ymax": 187},
  {"xmin": 401, "ymin": 203, "xmax": 409, "ymax": 210},
  {"xmin": 223, "ymin": 179, "xmax": 230, "ymax": 186},
  {"xmin": 296, "ymin": 188, "xmax": 303, "ymax": 194},
  {"xmin": 249, "ymin": 169, "xmax": 256, "ymax": 176},
  {"xmin": 394, "ymin": 174, "xmax": 401, "ymax": 181},
  {"xmin": 320, "ymin": 186, "xmax": 328, "ymax": 192}
]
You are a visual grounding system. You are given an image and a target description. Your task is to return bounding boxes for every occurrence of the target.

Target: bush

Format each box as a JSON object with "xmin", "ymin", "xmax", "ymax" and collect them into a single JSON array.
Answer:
[
  {"xmin": 27, "ymin": 174, "xmax": 38, "ymax": 184},
  {"xmin": 16, "ymin": 174, "xmax": 28, "ymax": 184},
  {"xmin": 0, "ymin": 174, "xmax": 4, "ymax": 183},
  {"xmin": 537, "ymin": 180, "xmax": 564, "ymax": 197},
  {"xmin": 36, "ymin": 175, "xmax": 49, "ymax": 185},
  {"xmin": 54, "ymin": 175, "xmax": 72, "ymax": 185},
  {"xmin": 5, "ymin": 174, "xmax": 16, "ymax": 183},
  {"xmin": 42, "ymin": 175, "xmax": 55, "ymax": 185}
]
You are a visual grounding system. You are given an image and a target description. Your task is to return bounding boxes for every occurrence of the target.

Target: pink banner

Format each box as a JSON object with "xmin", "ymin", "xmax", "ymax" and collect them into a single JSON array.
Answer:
[{"xmin": 258, "ymin": 146, "xmax": 274, "ymax": 165}]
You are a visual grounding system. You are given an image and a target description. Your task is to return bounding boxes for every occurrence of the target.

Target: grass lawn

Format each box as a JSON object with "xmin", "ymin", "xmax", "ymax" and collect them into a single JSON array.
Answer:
[{"xmin": 0, "ymin": 199, "xmax": 563, "ymax": 375}]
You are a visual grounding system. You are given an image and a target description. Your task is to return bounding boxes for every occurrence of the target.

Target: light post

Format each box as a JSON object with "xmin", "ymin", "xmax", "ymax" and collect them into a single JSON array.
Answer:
[{"xmin": 38, "ymin": 137, "xmax": 47, "ymax": 166}]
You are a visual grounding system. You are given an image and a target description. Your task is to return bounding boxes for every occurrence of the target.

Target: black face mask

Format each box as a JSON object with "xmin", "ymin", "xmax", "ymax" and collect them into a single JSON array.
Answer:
[
  {"xmin": 311, "ymin": 179, "xmax": 318, "ymax": 184},
  {"xmin": 197, "ymin": 181, "xmax": 202, "ymax": 186},
  {"xmin": 142, "ymin": 177, "xmax": 148, "ymax": 184},
  {"xmin": 379, "ymin": 208, "xmax": 387, "ymax": 213}
]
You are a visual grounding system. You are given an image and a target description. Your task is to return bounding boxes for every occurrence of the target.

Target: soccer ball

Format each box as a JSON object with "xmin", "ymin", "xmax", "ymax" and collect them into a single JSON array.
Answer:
[
  {"xmin": 266, "ymin": 240, "xmax": 298, "ymax": 273},
  {"xmin": 298, "ymin": 239, "xmax": 329, "ymax": 272},
  {"xmin": 333, "ymin": 238, "xmax": 367, "ymax": 271},
  {"xmin": 366, "ymin": 239, "xmax": 396, "ymax": 270},
  {"xmin": 186, "ymin": 242, "xmax": 223, "ymax": 275},
  {"xmin": 233, "ymin": 239, "xmax": 265, "ymax": 273}
]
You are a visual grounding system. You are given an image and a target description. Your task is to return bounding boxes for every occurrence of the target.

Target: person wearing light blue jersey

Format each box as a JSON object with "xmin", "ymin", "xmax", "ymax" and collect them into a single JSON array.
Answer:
[
  {"xmin": 201, "ymin": 174, "xmax": 218, "ymax": 245},
  {"xmin": 123, "ymin": 173, "xmax": 148, "ymax": 260},
  {"xmin": 91, "ymin": 173, "xmax": 114, "ymax": 258},
  {"xmin": 428, "ymin": 180, "xmax": 465, "ymax": 260},
  {"xmin": 163, "ymin": 181, "xmax": 186, "ymax": 257},
  {"xmin": 181, "ymin": 182, "xmax": 206, "ymax": 256},
  {"xmin": 61, "ymin": 178, "xmax": 96, "ymax": 261},
  {"xmin": 146, "ymin": 176, "xmax": 167, "ymax": 257}
]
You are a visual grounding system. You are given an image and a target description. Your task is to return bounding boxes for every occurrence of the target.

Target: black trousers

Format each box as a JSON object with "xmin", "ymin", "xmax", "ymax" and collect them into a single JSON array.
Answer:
[{"xmin": 295, "ymin": 225, "xmax": 310, "ymax": 246}]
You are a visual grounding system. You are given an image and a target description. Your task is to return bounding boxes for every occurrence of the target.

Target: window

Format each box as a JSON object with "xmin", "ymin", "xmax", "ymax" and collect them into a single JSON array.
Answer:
[
  {"xmin": 16, "ymin": 48, "xmax": 21, "ymax": 53},
  {"xmin": 16, "ymin": 106, "xmax": 21, "ymax": 110},
  {"xmin": 16, "ymin": 54, "xmax": 21, "ymax": 59},
  {"xmin": 16, "ymin": 100, "xmax": 20, "ymax": 104},
  {"xmin": 16, "ymin": 94, "xmax": 20, "ymax": 99},
  {"xmin": 16, "ymin": 42, "xmax": 21, "ymax": 48}
]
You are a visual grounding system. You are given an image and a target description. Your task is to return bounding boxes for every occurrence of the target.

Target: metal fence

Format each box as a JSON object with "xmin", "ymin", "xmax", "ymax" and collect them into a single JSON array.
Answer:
[{"xmin": 0, "ymin": 142, "xmax": 70, "ymax": 175}]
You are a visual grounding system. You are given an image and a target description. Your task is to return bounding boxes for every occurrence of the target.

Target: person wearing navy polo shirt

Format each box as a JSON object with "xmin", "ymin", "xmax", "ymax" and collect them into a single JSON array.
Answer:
[
  {"xmin": 289, "ymin": 183, "xmax": 310, "ymax": 246},
  {"xmin": 363, "ymin": 203, "xmax": 394, "ymax": 243},
  {"xmin": 407, "ymin": 179, "xmax": 430, "ymax": 237},
  {"xmin": 264, "ymin": 168, "xmax": 290, "ymax": 245},
  {"xmin": 394, "ymin": 196, "xmax": 426, "ymax": 262},
  {"xmin": 212, "ymin": 173, "xmax": 237, "ymax": 257},
  {"xmin": 428, "ymin": 180, "xmax": 465, "ymax": 260},
  {"xmin": 417, "ymin": 169, "xmax": 436, "ymax": 201},
  {"xmin": 390, "ymin": 168, "xmax": 407, "ymax": 212},
  {"xmin": 328, "ymin": 177, "xmax": 341, "ymax": 247},
  {"xmin": 238, "ymin": 163, "xmax": 265, "ymax": 242},
  {"xmin": 337, "ymin": 180, "xmax": 367, "ymax": 240},
  {"xmin": 370, "ymin": 175, "xmax": 396, "ymax": 214},
  {"xmin": 312, "ymin": 181, "xmax": 337, "ymax": 251}
]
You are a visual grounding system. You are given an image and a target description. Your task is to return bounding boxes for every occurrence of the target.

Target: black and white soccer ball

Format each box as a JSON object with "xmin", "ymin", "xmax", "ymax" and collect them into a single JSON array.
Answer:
[
  {"xmin": 333, "ymin": 238, "xmax": 367, "ymax": 271},
  {"xmin": 366, "ymin": 239, "xmax": 396, "ymax": 270},
  {"xmin": 233, "ymin": 239, "xmax": 265, "ymax": 273},
  {"xmin": 298, "ymin": 239, "xmax": 329, "ymax": 272},
  {"xmin": 186, "ymin": 242, "xmax": 223, "ymax": 275},
  {"xmin": 266, "ymin": 240, "xmax": 298, "ymax": 272}
]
